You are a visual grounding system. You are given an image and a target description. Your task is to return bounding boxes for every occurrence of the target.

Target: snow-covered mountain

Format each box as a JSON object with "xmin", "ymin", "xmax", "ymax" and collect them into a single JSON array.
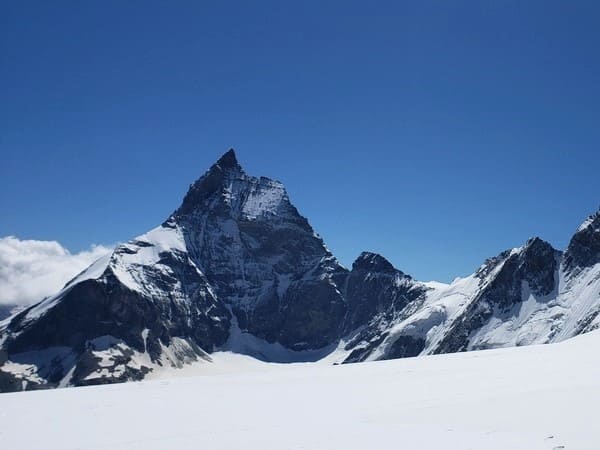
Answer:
[
  {"xmin": 344, "ymin": 213, "xmax": 600, "ymax": 363},
  {"xmin": 1, "ymin": 149, "xmax": 599, "ymax": 392}
]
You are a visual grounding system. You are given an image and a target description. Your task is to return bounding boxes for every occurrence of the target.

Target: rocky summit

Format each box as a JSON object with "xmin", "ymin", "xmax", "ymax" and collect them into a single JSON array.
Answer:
[{"xmin": 1, "ymin": 149, "xmax": 600, "ymax": 392}]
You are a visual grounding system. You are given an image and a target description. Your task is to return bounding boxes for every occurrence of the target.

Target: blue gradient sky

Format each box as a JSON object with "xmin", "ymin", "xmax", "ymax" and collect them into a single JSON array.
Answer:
[{"xmin": 2, "ymin": 1, "xmax": 599, "ymax": 282}]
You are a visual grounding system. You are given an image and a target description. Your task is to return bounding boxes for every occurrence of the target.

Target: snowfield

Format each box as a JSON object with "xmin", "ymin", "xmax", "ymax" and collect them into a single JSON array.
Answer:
[{"xmin": 1, "ymin": 331, "xmax": 599, "ymax": 449}]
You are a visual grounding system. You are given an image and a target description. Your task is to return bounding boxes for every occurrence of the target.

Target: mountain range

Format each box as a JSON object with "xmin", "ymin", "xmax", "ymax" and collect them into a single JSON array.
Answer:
[{"xmin": 1, "ymin": 149, "xmax": 599, "ymax": 392}]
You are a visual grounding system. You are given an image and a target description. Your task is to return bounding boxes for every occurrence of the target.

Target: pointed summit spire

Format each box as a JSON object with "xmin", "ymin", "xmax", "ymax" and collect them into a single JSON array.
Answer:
[
  {"xmin": 175, "ymin": 149, "xmax": 243, "ymax": 217},
  {"xmin": 216, "ymin": 148, "xmax": 240, "ymax": 170}
]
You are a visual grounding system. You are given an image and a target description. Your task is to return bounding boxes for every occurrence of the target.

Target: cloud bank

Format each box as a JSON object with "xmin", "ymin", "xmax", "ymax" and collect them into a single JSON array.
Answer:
[{"xmin": 0, "ymin": 236, "xmax": 112, "ymax": 307}]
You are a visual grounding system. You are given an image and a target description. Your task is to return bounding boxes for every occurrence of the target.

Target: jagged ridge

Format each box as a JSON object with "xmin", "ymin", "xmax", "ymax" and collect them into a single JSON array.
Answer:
[{"xmin": 1, "ymin": 149, "xmax": 600, "ymax": 392}]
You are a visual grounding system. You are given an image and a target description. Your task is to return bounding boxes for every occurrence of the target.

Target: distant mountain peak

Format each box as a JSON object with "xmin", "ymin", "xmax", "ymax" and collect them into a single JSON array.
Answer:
[
  {"xmin": 352, "ymin": 252, "xmax": 397, "ymax": 274},
  {"xmin": 564, "ymin": 209, "xmax": 600, "ymax": 272},
  {"xmin": 525, "ymin": 236, "xmax": 544, "ymax": 246},
  {"xmin": 576, "ymin": 209, "xmax": 600, "ymax": 233},
  {"xmin": 522, "ymin": 236, "xmax": 556, "ymax": 255},
  {"xmin": 215, "ymin": 148, "xmax": 241, "ymax": 170}
]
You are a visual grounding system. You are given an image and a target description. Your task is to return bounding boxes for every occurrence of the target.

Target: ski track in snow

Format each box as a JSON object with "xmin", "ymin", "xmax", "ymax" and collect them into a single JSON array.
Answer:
[{"xmin": 1, "ymin": 330, "xmax": 599, "ymax": 450}]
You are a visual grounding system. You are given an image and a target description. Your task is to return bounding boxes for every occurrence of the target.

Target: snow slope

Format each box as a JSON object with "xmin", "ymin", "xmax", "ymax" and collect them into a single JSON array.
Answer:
[{"xmin": 1, "ymin": 330, "xmax": 598, "ymax": 450}]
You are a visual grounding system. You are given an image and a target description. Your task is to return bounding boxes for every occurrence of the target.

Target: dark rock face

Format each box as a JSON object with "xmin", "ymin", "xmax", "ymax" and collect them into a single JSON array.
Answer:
[
  {"xmin": 476, "ymin": 237, "xmax": 558, "ymax": 312},
  {"xmin": 340, "ymin": 252, "xmax": 429, "ymax": 363},
  {"xmin": 172, "ymin": 149, "xmax": 348, "ymax": 350},
  {"xmin": 433, "ymin": 238, "xmax": 559, "ymax": 354},
  {"xmin": 0, "ymin": 370, "xmax": 21, "ymax": 392},
  {"xmin": 386, "ymin": 335, "xmax": 426, "ymax": 359},
  {"xmin": 278, "ymin": 278, "xmax": 347, "ymax": 350},
  {"xmin": 343, "ymin": 252, "xmax": 424, "ymax": 334},
  {"xmin": 564, "ymin": 211, "xmax": 600, "ymax": 274}
]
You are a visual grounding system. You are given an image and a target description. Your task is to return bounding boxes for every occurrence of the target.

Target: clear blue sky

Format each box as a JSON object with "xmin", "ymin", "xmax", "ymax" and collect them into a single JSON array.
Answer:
[{"xmin": 2, "ymin": 1, "xmax": 599, "ymax": 282}]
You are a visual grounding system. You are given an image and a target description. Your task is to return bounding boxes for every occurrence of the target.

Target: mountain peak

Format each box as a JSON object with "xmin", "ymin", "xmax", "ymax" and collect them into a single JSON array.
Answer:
[
  {"xmin": 352, "ymin": 252, "xmax": 397, "ymax": 274},
  {"xmin": 525, "ymin": 236, "xmax": 543, "ymax": 246},
  {"xmin": 215, "ymin": 148, "xmax": 240, "ymax": 170},
  {"xmin": 576, "ymin": 209, "xmax": 600, "ymax": 233},
  {"xmin": 175, "ymin": 149, "xmax": 243, "ymax": 216},
  {"xmin": 564, "ymin": 209, "xmax": 600, "ymax": 272},
  {"xmin": 523, "ymin": 236, "xmax": 554, "ymax": 253}
]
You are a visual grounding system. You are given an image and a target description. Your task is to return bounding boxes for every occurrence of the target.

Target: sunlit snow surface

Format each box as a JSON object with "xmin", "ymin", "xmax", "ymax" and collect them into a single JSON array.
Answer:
[{"xmin": 2, "ymin": 331, "xmax": 599, "ymax": 450}]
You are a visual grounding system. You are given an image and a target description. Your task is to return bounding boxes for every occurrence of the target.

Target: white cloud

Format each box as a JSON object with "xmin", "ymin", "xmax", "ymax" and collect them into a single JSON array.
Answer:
[{"xmin": 0, "ymin": 236, "xmax": 112, "ymax": 307}]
